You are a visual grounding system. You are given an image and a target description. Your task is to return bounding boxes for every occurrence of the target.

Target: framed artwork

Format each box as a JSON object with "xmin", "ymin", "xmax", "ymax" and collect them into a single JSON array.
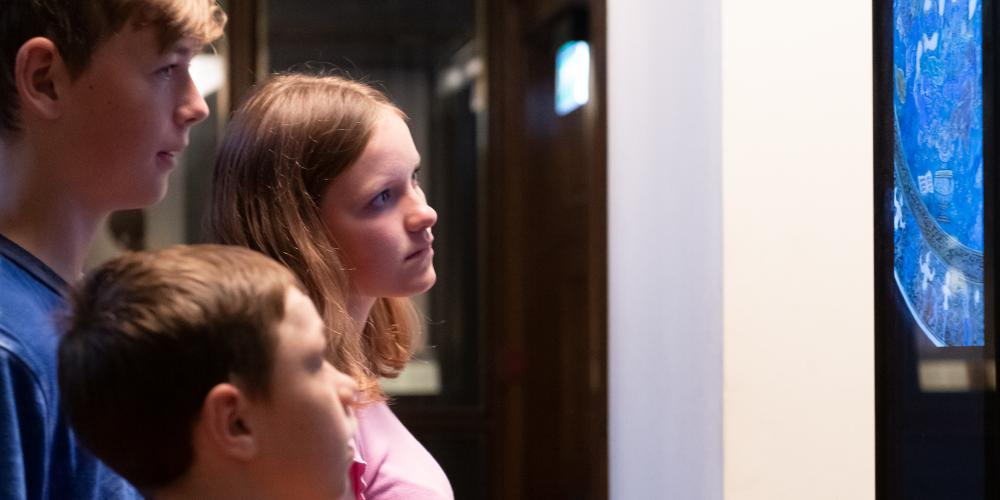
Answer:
[{"xmin": 875, "ymin": 0, "xmax": 998, "ymax": 498}]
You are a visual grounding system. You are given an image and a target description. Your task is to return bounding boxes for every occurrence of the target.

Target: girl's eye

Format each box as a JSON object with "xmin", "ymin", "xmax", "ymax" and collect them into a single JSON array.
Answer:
[
  {"xmin": 411, "ymin": 168, "xmax": 421, "ymax": 186},
  {"xmin": 370, "ymin": 189, "xmax": 392, "ymax": 208}
]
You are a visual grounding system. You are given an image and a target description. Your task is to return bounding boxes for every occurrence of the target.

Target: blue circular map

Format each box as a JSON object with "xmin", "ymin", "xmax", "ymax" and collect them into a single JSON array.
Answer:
[{"xmin": 893, "ymin": 0, "xmax": 984, "ymax": 347}]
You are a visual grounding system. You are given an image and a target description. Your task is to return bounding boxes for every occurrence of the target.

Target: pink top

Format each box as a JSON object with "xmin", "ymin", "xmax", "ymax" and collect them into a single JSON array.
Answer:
[{"xmin": 350, "ymin": 402, "xmax": 453, "ymax": 500}]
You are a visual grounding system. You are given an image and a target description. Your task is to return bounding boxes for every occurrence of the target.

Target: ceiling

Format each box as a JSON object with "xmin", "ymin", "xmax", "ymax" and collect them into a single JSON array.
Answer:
[{"xmin": 266, "ymin": 0, "xmax": 476, "ymax": 71}]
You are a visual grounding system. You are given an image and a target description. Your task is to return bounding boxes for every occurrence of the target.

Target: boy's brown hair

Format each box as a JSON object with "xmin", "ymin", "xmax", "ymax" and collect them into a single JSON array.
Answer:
[
  {"xmin": 0, "ymin": 0, "xmax": 226, "ymax": 135},
  {"xmin": 58, "ymin": 244, "xmax": 299, "ymax": 492},
  {"xmin": 209, "ymin": 73, "xmax": 422, "ymax": 401}
]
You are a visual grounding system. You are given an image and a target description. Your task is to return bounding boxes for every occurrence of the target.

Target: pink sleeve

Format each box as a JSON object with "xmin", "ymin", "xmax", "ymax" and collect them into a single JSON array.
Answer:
[{"xmin": 353, "ymin": 402, "xmax": 454, "ymax": 500}]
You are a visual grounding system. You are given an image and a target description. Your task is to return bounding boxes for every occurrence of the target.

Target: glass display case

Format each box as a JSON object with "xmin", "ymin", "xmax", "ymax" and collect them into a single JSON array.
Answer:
[{"xmin": 875, "ymin": 0, "xmax": 998, "ymax": 497}]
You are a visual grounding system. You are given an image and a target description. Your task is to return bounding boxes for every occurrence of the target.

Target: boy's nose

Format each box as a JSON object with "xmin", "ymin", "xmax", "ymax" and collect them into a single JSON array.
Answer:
[{"xmin": 176, "ymin": 76, "xmax": 210, "ymax": 127}]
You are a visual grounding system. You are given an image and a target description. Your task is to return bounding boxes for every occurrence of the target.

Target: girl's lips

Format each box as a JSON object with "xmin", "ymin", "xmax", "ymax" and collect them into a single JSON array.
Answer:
[{"xmin": 405, "ymin": 246, "xmax": 433, "ymax": 260}]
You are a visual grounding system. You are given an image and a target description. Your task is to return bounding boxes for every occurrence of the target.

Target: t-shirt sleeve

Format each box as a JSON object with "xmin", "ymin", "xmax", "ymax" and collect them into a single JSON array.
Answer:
[
  {"xmin": 0, "ymin": 347, "xmax": 49, "ymax": 500},
  {"xmin": 96, "ymin": 469, "xmax": 145, "ymax": 500},
  {"xmin": 0, "ymin": 344, "xmax": 143, "ymax": 500}
]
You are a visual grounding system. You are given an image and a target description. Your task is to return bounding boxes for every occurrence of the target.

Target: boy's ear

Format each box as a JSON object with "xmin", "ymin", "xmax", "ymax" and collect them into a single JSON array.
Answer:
[
  {"xmin": 201, "ymin": 383, "xmax": 259, "ymax": 462},
  {"xmin": 14, "ymin": 37, "xmax": 68, "ymax": 120}
]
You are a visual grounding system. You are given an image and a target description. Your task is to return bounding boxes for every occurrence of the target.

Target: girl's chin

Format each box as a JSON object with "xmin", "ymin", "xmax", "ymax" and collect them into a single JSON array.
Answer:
[
  {"xmin": 412, "ymin": 271, "xmax": 437, "ymax": 294},
  {"xmin": 355, "ymin": 270, "xmax": 437, "ymax": 299}
]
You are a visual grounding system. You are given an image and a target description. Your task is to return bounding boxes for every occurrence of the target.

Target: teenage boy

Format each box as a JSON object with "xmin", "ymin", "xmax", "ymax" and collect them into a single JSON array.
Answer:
[
  {"xmin": 59, "ymin": 245, "xmax": 360, "ymax": 500},
  {"xmin": 0, "ymin": 1, "xmax": 226, "ymax": 497}
]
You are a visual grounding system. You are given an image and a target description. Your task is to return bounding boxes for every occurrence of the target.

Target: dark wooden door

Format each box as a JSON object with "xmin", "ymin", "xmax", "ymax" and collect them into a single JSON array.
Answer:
[{"xmin": 486, "ymin": 1, "xmax": 607, "ymax": 498}]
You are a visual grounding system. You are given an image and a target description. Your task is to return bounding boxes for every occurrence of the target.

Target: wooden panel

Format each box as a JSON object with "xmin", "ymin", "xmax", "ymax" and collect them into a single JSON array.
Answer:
[
  {"xmin": 224, "ymin": 0, "xmax": 265, "ymax": 114},
  {"xmin": 486, "ymin": 0, "xmax": 606, "ymax": 498}
]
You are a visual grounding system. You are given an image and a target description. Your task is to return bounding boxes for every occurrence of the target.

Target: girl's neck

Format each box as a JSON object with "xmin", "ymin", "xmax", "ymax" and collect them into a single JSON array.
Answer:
[{"xmin": 346, "ymin": 294, "xmax": 377, "ymax": 336}]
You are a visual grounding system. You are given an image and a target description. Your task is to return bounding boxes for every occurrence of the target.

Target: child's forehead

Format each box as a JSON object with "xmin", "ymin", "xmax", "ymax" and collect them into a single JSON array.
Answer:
[
  {"xmin": 142, "ymin": 24, "xmax": 205, "ymax": 56},
  {"xmin": 95, "ymin": 23, "xmax": 200, "ymax": 63},
  {"xmin": 163, "ymin": 37, "xmax": 203, "ymax": 58},
  {"xmin": 276, "ymin": 288, "xmax": 326, "ymax": 347}
]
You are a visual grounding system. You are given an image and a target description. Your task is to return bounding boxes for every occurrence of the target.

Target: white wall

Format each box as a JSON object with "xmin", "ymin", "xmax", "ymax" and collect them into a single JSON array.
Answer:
[
  {"xmin": 608, "ymin": 0, "xmax": 723, "ymax": 498},
  {"xmin": 721, "ymin": 0, "xmax": 874, "ymax": 498},
  {"xmin": 608, "ymin": 0, "xmax": 873, "ymax": 499}
]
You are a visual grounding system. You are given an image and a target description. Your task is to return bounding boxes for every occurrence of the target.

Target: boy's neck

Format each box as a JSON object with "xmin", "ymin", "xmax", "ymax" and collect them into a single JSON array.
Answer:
[
  {"xmin": 153, "ymin": 463, "xmax": 267, "ymax": 500},
  {"xmin": 0, "ymin": 137, "xmax": 104, "ymax": 282},
  {"xmin": 154, "ymin": 481, "xmax": 258, "ymax": 500}
]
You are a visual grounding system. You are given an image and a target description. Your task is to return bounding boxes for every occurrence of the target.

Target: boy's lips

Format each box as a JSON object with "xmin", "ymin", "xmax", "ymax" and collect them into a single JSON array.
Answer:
[
  {"xmin": 156, "ymin": 144, "xmax": 186, "ymax": 167},
  {"xmin": 156, "ymin": 151, "xmax": 177, "ymax": 167},
  {"xmin": 159, "ymin": 139, "xmax": 188, "ymax": 157}
]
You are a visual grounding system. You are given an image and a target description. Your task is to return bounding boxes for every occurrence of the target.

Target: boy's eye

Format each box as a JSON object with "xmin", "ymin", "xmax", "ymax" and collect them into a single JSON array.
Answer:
[
  {"xmin": 370, "ymin": 189, "xmax": 392, "ymax": 208},
  {"xmin": 156, "ymin": 64, "xmax": 177, "ymax": 79},
  {"xmin": 306, "ymin": 354, "xmax": 324, "ymax": 372},
  {"xmin": 411, "ymin": 168, "xmax": 422, "ymax": 186}
]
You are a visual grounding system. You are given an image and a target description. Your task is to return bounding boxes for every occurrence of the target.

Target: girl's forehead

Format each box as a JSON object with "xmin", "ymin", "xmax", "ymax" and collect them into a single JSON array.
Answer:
[{"xmin": 360, "ymin": 113, "xmax": 419, "ymax": 165}]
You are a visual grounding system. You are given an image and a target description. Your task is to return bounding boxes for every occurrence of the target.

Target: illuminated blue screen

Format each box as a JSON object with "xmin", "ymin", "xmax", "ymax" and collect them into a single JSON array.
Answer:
[
  {"xmin": 893, "ymin": 0, "xmax": 984, "ymax": 346},
  {"xmin": 555, "ymin": 41, "xmax": 590, "ymax": 116}
]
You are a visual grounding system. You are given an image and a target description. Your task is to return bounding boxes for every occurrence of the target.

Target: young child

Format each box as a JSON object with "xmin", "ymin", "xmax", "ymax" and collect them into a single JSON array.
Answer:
[
  {"xmin": 210, "ymin": 74, "xmax": 453, "ymax": 498},
  {"xmin": 59, "ymin": 244, "xmax": 360, "ymax": 500},
  {"xmin": 0, "ymin": 1, "xmax": 225, "ymax": 497}
]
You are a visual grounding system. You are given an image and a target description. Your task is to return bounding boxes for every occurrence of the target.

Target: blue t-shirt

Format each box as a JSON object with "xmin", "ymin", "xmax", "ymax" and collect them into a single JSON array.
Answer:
[{"xmin": 0, "ymin": 235, "xmax": 140, "ymax": 499}]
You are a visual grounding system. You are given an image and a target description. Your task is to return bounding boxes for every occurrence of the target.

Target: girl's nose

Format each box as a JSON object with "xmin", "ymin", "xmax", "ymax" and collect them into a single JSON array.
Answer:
[{"xmin": 406, "ymin": 200, "xmax": 437, "ymax": 234}]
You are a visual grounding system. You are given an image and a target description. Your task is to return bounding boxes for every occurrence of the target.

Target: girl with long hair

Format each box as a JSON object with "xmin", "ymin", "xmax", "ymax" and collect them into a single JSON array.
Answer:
[{"xmin": 209, "ymin": 73, "xmax": 452, "ymax": 499}]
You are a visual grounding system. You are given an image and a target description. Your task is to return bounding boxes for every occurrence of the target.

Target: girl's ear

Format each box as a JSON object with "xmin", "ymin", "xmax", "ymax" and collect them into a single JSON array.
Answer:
[
  {"xmin": 200, "ymin": 383, "xmax": 259, "ymax": 461},
  {"xmin": 14, "ymin": 37, "xmax": 68, "ymax": 121}
]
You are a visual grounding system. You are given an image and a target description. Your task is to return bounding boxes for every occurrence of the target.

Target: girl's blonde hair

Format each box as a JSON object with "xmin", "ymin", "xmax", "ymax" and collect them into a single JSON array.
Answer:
[{"xmin": 208, "ymin": 73, "xmax": 420, "ymax": 401}]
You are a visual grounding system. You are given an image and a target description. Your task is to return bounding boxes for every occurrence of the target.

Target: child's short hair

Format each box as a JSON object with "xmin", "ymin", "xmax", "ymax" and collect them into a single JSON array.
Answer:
[
  {"xmin": 58, "ymin": 244, "xmax": 301, "ymax": 492},
  {"xmin": 1, "ymin": 0, "xmax": 226, "ymax": 135}
]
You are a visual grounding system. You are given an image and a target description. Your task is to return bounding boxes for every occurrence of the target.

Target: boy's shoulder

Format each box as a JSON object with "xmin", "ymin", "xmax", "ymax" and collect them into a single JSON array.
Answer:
[
  {"xmin": 0, "ymin": 235, "xmax": 142, "ymax": 500},
  {"xmin": 0, "ymin": 234, "xmax": 68, "ymax": 408}
]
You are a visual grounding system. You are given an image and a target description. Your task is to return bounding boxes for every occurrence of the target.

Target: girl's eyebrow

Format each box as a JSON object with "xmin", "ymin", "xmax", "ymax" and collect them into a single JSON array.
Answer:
[{"xmin": 358, "ymin": 159, "xmax": 423, "ymax": 190}]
